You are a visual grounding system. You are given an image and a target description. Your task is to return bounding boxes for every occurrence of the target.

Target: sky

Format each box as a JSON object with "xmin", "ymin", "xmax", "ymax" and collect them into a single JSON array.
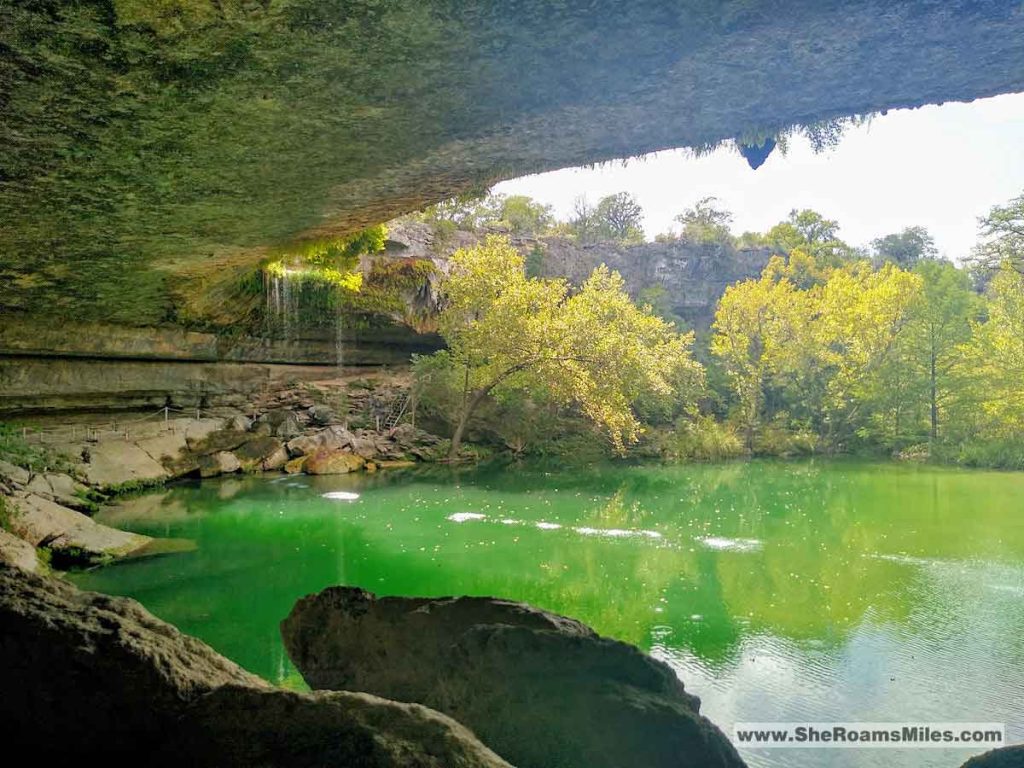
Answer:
[{"xmin": 494, "ymin": 91, "xmax": 1024, "ymax": 262}]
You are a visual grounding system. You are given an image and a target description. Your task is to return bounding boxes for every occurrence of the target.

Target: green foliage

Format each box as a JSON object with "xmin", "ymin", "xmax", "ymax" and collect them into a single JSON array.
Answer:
[
  {"xmin": 762, "ymin": 209, "xmax": 860, "ymax": 266},
  {"xmin": 970, "ymin": 192, "xmax": 1024, "ymax": 275},
  {"xmin": 670, "ymin": 197, "xmax": 735, "ymax": 246},
  {"xmin": 0, "ymin": 495, "xmax": 12, "ymax": 533},
  {"xmin": 658, "ymin": 416, "xmax": 746, "ymax": 461},
  {"xmin": 0, "ymin": 424, "xmax": 74, "ymax": 474},
  {"xmin": 419, "ymin": 194, "xmax": 555, "ymax": 236},
  {"xmin": 872, "ymin": 226, "xmax": 938, "ymax": 269},
  {"xmin": 568, "ymin": 193, "xmax": 645, "ymax": 244},
  {"xmin": 423, "ymin": 235, "xmax": 703, "ymax": 456}
]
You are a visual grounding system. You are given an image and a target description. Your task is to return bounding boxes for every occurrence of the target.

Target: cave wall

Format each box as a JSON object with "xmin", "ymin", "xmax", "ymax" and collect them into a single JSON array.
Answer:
[{"xmin": 3, "ymin": 0, "xmax": 1024, "ymax": 327}]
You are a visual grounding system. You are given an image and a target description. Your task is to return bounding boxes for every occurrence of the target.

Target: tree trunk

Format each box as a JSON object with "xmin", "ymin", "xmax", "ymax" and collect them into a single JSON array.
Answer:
[
  {"xmin": 448, "ymin": 387, "xmax": 492, "ymax": 459},
  {"xmin": 930, "ymin": 351, "xmax": 938, "ymax": 442}
]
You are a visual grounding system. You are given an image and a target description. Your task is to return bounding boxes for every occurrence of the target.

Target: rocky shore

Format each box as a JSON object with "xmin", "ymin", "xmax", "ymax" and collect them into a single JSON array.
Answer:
[{"xmin": 0, "ymin": 377, "xmax": 448, "ymax": 572}]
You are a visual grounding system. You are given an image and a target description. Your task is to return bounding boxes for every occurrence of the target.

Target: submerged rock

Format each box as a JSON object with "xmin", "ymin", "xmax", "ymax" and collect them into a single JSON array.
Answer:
[
  {"xmin": 0, "ymin": 565, "xmax": 511, "ymax": 767},
  {"xmin": 282, "ymin": 587, "xmax": 747, "ymax": 768},
  {"xmin": 305, "ymin": 449, "xmax": 366, "ymax": 475}
]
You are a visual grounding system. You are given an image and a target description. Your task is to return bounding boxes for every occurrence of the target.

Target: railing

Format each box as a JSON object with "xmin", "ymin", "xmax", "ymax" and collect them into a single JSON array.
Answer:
[
  {"xmin": 12, "ymin": 405, "xmax": 221, "ymax": 445},
  {"xmin": 381, "ymin": 392, "xmax": 410, "ymax": 431}
]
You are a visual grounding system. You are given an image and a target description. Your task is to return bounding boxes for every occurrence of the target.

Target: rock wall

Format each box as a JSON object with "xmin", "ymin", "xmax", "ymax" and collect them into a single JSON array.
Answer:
[
  {"xmin": 4, "ymin": 1, "xmax": 1024, "ymax": 326},
  {"xmin": 386, "ymin": 219, "xmax": 772, "ymax": 329},
  {"xmin": 0, "ymin": 321, "xmax": 440, "ymax": 415}
]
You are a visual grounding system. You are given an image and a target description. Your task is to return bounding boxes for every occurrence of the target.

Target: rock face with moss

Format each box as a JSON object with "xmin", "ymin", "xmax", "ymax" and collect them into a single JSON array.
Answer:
[
  {"xmin": 4, "ymin": 1, "xmax": 1024, "ymax": 329},
  {"xmin": 0, "ymin": 564, "xmax": 512, "ymax": 767},
  {"xmin": 282, "ymin": 586, "xmax": 748, "ymax": 768}
]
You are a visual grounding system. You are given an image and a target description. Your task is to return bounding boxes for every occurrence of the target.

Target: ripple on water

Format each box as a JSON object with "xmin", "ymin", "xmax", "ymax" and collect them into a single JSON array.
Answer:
[
  {"xmin": 698, "ymin": 535, "xmax": 762, "ymax": 552},
  {"xmin": 322, "ymin": 491, "xmax": 360, "ymax": 501},
  {"xmin": 447, "ymin": 511, "xmax": 486, "ymax": 522}
]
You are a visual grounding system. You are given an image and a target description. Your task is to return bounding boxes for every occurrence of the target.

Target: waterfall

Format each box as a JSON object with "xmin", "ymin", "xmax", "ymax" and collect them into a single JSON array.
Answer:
[
  {"xmin": 263, "ymin": 267, "xmax": 300, "ymax": 344},
  {"xmin": 335, "ymin": 309, "xmax": 345, "ymax": 371}
]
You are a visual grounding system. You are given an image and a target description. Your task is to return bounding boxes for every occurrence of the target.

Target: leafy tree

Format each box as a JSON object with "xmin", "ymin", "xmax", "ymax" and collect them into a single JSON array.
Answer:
[
  {"xmin": 569, "ymin": 193, "xmax": 645, "ymax": 244},
  {"xmin": 673, "ymin": 197, "xmax": 735, "ymax": 245},
  {"xmin": 954, "ymin": 265, "xmax": 1024, "ymax": 439},
  {"xmin": 763, "ymin": 209, "xmax": 857, "ymax": 265},
  {"xmin": 430, "ymin": 236, "xmax": 702, "ymax": 457},
  {"xmin": 814, "ymin": 263, "xmax": 921, "ymax": 445},
  {"xmin": 495, "ymin": 195, "xmax": 555, "ymax": 235},
  {"xmin": 872, "ymin": 226, "xmax": 938, "ymax": 269},
  {"xmin": 905, "ymin": 261, "xmax": 979, "ymax": 441},
  {"xmin": 970, "ymin": 191, "xmax": 1024, "ymax": 276},
  {"xmin": 711, "ymin": 273, "xmax": 812, "ymax": 448}
]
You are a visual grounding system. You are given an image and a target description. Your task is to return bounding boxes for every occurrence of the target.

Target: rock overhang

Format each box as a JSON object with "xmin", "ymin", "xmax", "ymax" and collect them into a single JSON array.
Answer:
[{"xmin": 3, "ymin": 0, "xmax": 1024, "ymax": 325}]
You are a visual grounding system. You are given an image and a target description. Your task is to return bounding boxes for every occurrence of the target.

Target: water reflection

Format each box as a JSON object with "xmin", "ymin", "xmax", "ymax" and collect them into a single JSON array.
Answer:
[{"xmin": 73, "ymin": 460, "xmax": 1024, "ymax": 767}]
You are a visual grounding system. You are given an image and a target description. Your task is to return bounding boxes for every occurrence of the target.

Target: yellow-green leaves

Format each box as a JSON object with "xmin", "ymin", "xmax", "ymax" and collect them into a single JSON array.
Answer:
[
  {"xmin": 712, "ymin": 256, "xmax": 921, "ymax": 447},
  {"xmin": 436, "ymin": 236, "xmax": 703, "ymax": 453}
]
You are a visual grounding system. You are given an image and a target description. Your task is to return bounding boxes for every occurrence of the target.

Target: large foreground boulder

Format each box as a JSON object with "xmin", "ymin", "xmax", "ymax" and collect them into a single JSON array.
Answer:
[
  {"xmin": 960, "ymin": 746, "xmax": 1024, "ymax": 767},
  {"xmin": 0, "ymin": 565, "xmax": 510, "ymax": 767},
  {"xmin": 282, "ymin": 587, "xmax": 747, "ymax": 768}
]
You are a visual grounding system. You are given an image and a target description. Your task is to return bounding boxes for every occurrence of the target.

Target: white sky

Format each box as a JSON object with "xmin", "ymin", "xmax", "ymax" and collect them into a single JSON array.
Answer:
[{"xmin": 494, "ymin": 91, "xmax": 1024, "ymax": 262}]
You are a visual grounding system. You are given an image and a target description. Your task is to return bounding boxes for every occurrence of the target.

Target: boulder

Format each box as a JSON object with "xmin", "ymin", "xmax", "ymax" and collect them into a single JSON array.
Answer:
[
  {"xmin": 190, "ymin": 429, "xmax": 251, "ymax": 456},
  {"xmin": 261, "ymin": 444, "xmax": 290, "ymax": 471},
  {"xmin": 234, "ymin": 437, "xmax": 286, "ymax": 471},
  {"xmin": 198, "ymin": 451, "xmax": 241, "ymax": 478},
  {"xmin": 0, "ymin": 529, "xmax": 39, "ymax": 572},
  {"xmin": 6, "ymin": 492, "xmax": 152, "ymax": 564},
  {"xmin": 173, "ymin": 685, "xmax": 512, "ymax": 768},
  {"xmin": 284, "ymin": 456, "xmax": 309, "ymax": 474},
  {"xmin": 184, "ymin": 418, "xmax": 228, "ymax": 451},
  {"xmin": 287, "ymin": 425, "xmax": 354, "ymax": 457},
  {"xmin": 0, "ymin": 565, "xmax": 510, "ymax": 768},
  {"xmin": 960, "ymin": 747, "xmax": 1024, "ymax": 767},
  {"xmin": 24, "ymin": 471, "xmax": 96, "ymax": 513},
  {"xmin": 308, "ymin": 404, "xmax": 336, "ymax": 426},
  {"xmin": 135, "ymin": 429, "xmax": 192, "ymax": 474},
  {"xmin": 350, "ymin": 433, "xmax": 380, "ymax": 460},
  {"xmin": 304, "ymin": 449, "xmax": 366, "ymax": 475},
  {"xmin": 260, "ymin": 408, "xmax": 302, "ymax": 439},
  {"xmin": 0, "ymin": 459, "xmax": 30, "ymax": 486},
  {"xmin": 282, "ymin": 588, "xmax": 747, "ymax": 768},
  {"xmin": 78, "ymin": 439, "xmax": 170, "ymax": 488},
  {"xmin": 226, "ymin": 414, "xmax": 253, "ymax": 432}
]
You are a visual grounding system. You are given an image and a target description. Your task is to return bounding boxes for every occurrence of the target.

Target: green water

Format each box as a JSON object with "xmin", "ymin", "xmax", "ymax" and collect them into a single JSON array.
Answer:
[{"xmin": 73, "ymin": 459, "xmax": 1024, "ymax": 767}]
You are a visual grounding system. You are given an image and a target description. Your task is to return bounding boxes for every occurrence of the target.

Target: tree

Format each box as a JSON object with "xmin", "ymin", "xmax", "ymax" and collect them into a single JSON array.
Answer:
[
  {"xmin": 905, "ymin": 261, "xmax": 978, "ymax": 441},
  {"xmin": 814, "ymin": 263, "xmax": 922, "ymax": 445},
  {"xmin": 711, "ymin": 272, "xmax": 812, "ymax": 448},
  {"xmin": 970, "ymin": 191, "xmax": 1024, "ymax": 276},
  {"xmin": 872, "ymin": 226, "xmax": 938, "ymax": 269},
  {"xmin": 673, "ymin": 197, "xmax": 735, "ymax": 245},
  {"xmin": 954, "ymin": 265, "xmax": 1024, "ymax": 439},
  {"xmin": 569, "ymin": 192, "xmax": 645, "ymax": 244},
  {"xmin": 431, "ymin": 236, "xmax": 702, "ymax": 457},
  {"xmin": 763, "ymin": 209, "xmax": 857, "ymax": 265},
  {"xmin": 492, "ymin": 195, "xmax": 555, "ymax": 235}
]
